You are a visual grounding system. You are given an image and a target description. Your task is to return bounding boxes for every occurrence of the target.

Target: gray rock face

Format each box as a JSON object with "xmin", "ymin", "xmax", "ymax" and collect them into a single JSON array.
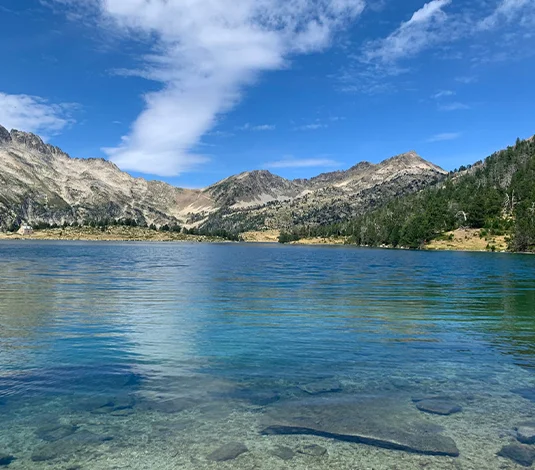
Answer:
[
  {"xmin": 0, "ymin": 453, "xmax": 14, "ymax": 466},
  {"xmin": 498, "ymin": 443, "xmax": 535, "ymax": 467},
  {"xmin": 0, "ymin": 125, "xmax": 11, "ymax": 144},
  {"xmin": 270, "ymin": 445, "xmax": 295, "ymax": 461},
  {"xmin": 262, "ymin": 395, "xmax": 459, "ymax": 457},
  {"xmin": 298, "ymin": 379, "xmax": 342, "ymax": 395},
  {"xmin": 207, "ymin": 442, "xmax": 248, "ymax": 461},
  {"xmin": 0, "ymin": 123, "xmax": 447, "ymax": 233},
  {"xmin": 414, "ymin": 399, "xmax": 462, "ymax": 416}
]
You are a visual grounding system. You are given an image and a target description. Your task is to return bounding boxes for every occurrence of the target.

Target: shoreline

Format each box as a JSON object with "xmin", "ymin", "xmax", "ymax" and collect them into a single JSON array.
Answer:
[{"xmin": 1, "ymin": 227, "xmax": 527, "ymax": 254}]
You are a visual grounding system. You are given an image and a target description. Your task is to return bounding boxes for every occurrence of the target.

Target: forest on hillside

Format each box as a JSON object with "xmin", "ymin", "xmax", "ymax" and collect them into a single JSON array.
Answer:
[{"xmin": 279, "ymin": 136, "xmax": 535, "ymax": 252}]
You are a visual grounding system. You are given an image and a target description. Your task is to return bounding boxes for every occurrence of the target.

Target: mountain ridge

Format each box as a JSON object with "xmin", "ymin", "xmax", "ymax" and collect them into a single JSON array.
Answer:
[{"xmin": 0, "ymin": 124, "xmax": 447, "ymax": 233}]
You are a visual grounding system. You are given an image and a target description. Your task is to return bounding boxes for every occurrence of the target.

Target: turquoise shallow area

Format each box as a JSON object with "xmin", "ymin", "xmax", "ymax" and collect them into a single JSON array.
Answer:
[{"xmin": 1, "ymin": 241, "xmax": 535, "ymax": 469}]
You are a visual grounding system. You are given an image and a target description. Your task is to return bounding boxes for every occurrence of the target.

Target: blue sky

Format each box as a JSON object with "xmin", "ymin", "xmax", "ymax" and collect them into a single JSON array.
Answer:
[{"xmin": 0, "ymin": 0, "xmax": 534, "ymax": 188}]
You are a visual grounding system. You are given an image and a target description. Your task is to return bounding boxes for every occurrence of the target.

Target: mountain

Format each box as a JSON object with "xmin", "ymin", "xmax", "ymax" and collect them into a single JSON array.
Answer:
[
  {"xmin": 280, "ymin": 134, "xmax": 535, "ymax": 252},
  {"xmin": 0, "ymin": 124, "xmax": 447, "ymax": 233},
  {"xmin": 201, "ymin": 151, "xmax": 447, "ymax": 233}
]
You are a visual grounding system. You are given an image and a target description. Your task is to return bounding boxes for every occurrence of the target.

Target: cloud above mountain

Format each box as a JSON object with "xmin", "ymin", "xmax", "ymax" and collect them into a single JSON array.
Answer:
[
  {"xmin": 0, "ymin": 92, "xmax": 74, "ymax": 139},
  {"xmin": 49, "ymin": 0, "xmax": 364, "ymax": 176}
]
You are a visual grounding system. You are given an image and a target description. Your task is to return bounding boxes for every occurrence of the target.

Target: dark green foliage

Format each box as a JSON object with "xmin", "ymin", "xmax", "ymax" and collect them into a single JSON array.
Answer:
[{"xmin": 279, "ymin": 135, "xmax": 535, "ymax": 252}]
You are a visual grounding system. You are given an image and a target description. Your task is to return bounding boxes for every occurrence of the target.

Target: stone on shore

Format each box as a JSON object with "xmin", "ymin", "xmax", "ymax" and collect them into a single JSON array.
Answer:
[
  {"xmin": 262, "ymin": 395, "xmax": 459, "ymax": 457},
  {"xmin": 207, "ymin": 442, "xmax": 248, "ymax": 462},
  {"xmin": 497, "ymin": 443, "xmax": 535, "ymax": 467},
  {"xmin": 298, "ymin": 379, "xmax": 342, "ymax": 395},
  {"xmin": 415, "ymin": 399, "xmax": 462, "ymax": 416}
]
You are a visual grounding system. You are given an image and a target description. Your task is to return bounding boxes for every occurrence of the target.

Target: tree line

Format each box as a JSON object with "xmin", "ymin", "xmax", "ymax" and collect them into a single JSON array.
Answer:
[{"xmin": 279, "ymin": 136, "xmax": 535, "ymax": 252}]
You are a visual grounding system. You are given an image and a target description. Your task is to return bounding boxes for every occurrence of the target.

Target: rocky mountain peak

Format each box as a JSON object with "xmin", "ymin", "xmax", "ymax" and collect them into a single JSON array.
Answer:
[
  {"xmin": 9, "ymin": 129, "xmax": 51, "ymax": 155},
  {"xmin": 0, "ymin": 125, "xmax": 12, "ymax": 144}
]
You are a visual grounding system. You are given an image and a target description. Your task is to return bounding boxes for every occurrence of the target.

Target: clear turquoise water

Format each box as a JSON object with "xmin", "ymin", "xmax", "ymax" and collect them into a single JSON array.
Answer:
[{"xmin": 1, "ymin": 241, "xmax": 535, "ymax": 469}]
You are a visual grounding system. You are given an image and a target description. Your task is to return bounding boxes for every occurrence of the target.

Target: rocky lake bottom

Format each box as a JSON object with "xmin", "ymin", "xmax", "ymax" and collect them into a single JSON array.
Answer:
[
  {"xmin": 1, "ymin": 241, "xmax": 535, "ymax": 469},
  {"xmin": 3, "ymin": 363, "xmax": 535, "ymax": 469}
]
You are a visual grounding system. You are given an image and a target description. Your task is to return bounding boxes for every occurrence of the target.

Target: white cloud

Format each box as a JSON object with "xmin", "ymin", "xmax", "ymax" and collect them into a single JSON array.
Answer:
[
  {"xmin": 265, "ymin": 157, "xmax": 338, "ymax": 169},
  {"xmin": 294, "ymin": 123, "xmax": 328, "ymax": 131},
  {"xmin": 50, "ymin": 0, "xmax": 364, "ymax": 176},
  {"xmin": 432, "ymin": 89, "xmax": 455, "ymax": 99},
  {"xmin": 363, "ymin": 0, "xmax": 452, "ymax": 63},
  {"xmin": 479, "ymin": 0, "xmax": 532, "ymax": 30},
  {"xmin": 237, "ymin": 123, "xmax": 275, "ymax": 131},
  {"xmin": 455, "ymin": 75, "xmax": 477, "ymax": 84},
  {"xmin": 438, "ymin": 102, "xmax": 470, "ymax": 111},
  {"xmin": 0, "ymin": 92, "xmax": 74, "ymax": 138},
  {"xmin": 427, "ymin": 132, "xmax": 461, "ymax": 142}
]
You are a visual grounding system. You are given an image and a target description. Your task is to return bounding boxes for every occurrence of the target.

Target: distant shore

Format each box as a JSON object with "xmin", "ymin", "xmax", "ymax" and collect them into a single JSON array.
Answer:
[
  {"xmin": 0, "ymin": 227, "xmax": 510, "ymax": 253},
  {"xmin": 0, "ymin": 226, "xmax": 228, "ymax": 243}
]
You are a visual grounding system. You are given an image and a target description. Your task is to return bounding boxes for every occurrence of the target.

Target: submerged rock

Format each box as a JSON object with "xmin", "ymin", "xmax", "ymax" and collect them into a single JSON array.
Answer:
[
  {"xmin": 516, "ymin": 423, "xmax": 535, "ymax": 445},
  {"xmin": 262, "ymin": 395, "xmax": 459, "ymax": 457},
  {"xmin": 497, "ymin": 443, "xmax": 535, "ymax": 467},
  {"xmin": 36, "ymin": 424, "xmax": 78, "ymax": 442},
  {"xmin": 414, "ymin": 399, "xmax": 462, "ymax": 416},
  {"xmin": 140, "ymin": 397, "xmax": 195, "ymax": 414},
  {"xmin": 31, "ymin": 441, "xmax": 75, "ymax": 462},
  {"xmin": 298, "ymin": 444, "xmax": 328, "ymax": 457},
  {"xmin": 512, "ymin": 387, "xmax": 535, "ymax": 402},
  {"xmin": 231, "ymin": 389, "xmax": 280, "ymax": 406},
  {"xmin": 0, "ymin": 453, "xmax": 14, "ymax": 466},
  {"xmin": 80, "ymin": 395, "xmax": 135, "ymax": 414},
  {"xmin": 65, "ymin": 430, "xmax": 113, "ymax": 444},
  {"xmin": 298, "ymin": 379, "xmax": 342, "ymax": 395},
  {"xmin": 207, "ymin": 442, "xmax": 248, "ymax": 461},
  {"xmin": 270, "ymin": 445, "xmax": 295, "ymax": 461}
]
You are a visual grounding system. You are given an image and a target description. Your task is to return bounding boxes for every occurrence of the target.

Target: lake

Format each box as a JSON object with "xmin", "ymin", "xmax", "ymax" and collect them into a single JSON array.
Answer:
[{"xmin": 1, "ymin": 241, "xmax": 535, "ymax": 469}]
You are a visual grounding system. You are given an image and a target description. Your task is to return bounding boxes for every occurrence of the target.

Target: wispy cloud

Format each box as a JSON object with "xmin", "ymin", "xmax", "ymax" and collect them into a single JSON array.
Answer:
[
  {"xmin": 455, "ymin": 75, "xmax": 478, "ymax": 84},
  {"xmin": 208, "ymin": 130, "xmax": 234, "ymax": 138},
  {"xmin": 438, "ymin": 102, "xmax": 470, "ymax": 111},
  {"xmin": 294, "ymin": 123, "xmax": 328, "ymax": 131},
  {"xmin": 342, "ymin": 0, "xmax": 535, "ymax": 95},
  {"xmin": 427, "ymin": 132, "xmax": 461, "ymax": 142},
  {"xmin": 479, "ymin": 0, "xmax": 532, "ymax": 30},
  {"xmin": 0, "ymin": 92, "xmax": 76, "ymax": 138},
  {"xmin": 237, "ymin": 123, "xmax": 276, "ymax": 131},
  {"xmin": 48, "ymin": 0, "xmax": 365, "ymax": 176},
  {"xmin": 363, "ymin": 0, "xmax": 453, "ymax": 64},
  {"xmin": 432, "ymin": 89, "xmax": 455, "ymax": 99},
  {"xmin": 264, "ymin": 157, "xmax": 338, "ymax": 169}
]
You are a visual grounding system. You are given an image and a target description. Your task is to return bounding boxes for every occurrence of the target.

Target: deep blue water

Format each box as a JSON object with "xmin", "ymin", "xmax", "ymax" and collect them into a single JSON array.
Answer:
[{"xmin": 1, "ymin": 241, "xmax": 535, "ymax": 469}]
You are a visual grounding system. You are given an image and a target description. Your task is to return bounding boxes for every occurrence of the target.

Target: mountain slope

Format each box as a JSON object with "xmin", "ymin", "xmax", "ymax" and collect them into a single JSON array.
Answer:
[
  {"xmin": 0, "ymin": 125, "xmax": 214, "ymax": 230},
  {"xmin": 0, "ymin": 124, "xmax": 447, "ymax": 233},
  {"xmin": 200, "ymin": 151, "xmax": 447, "ymax": 233},
  {"xmin": 279, "ymin": 135, "xmax": 535, "ymax": 251}
]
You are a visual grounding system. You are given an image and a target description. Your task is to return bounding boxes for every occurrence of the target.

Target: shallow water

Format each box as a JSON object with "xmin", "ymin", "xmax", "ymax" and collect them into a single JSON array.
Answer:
[{"xmin": 1, "ymin": 241, "xmax": 535, "ymax": 469}]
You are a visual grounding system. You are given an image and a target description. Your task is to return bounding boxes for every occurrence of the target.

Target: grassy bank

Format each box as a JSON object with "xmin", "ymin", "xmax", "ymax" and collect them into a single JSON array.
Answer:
[{"xmin": 0, "ymin": 226, "xmax": 228, "ymax": 243}]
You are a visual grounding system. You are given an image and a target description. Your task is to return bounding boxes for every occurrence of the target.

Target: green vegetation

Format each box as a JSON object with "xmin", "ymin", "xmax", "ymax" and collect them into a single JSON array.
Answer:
[{"xmin": 279, "ymin": 136, "xmax": 535, "ymax": 252}]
